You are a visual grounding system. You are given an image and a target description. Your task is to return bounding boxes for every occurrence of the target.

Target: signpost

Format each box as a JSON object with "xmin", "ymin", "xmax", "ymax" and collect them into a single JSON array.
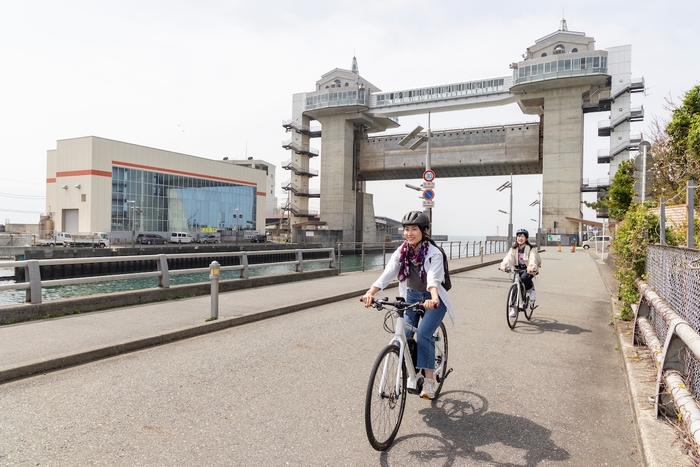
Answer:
[
  {"xmin": 422, "ymin": 170, "xmax": 436, "ymax": 211},
  {"xmin": 633, "ymin": 141, "xmax": 653, "ymax": 203}
]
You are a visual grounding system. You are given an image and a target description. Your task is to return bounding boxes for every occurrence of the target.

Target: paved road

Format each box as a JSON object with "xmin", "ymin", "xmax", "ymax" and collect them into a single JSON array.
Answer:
[{"xmin": 0, "ymin": 250, "xmax": 641, "ymax": 466}]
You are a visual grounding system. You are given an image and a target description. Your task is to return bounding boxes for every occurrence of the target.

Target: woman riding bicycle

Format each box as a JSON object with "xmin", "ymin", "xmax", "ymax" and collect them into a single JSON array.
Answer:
[
  {"xmin": 361, "ymin": 211, "xmax": 454, "ymax": 400},
  {"xmin": 499, "ymin": 228, "xmax": 541, "ymax": 313}
]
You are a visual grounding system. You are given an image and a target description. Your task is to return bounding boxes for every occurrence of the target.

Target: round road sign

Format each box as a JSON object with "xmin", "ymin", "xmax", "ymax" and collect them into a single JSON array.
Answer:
[
  {"xmin": 423, "ymin": 189, "xmax": 435, "ymax": 200},
  {"xmin": 423, "ymin": 170, "xmax": 435, "ymax": 182}
]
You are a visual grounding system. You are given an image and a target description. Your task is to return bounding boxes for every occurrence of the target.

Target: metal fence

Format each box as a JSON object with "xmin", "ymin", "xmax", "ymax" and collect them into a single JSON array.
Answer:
[
  {"xmin": 634, "ymin": 244, "xmax": 700, "ymax": 445},
  {"xmin": 0, "ymin": 248, "xmax": 336, "ymax": 305},
  {"xmin": 336, "ymin": 240, "xmax": 508, "ymax": 274},
  {"xmin": 0, "ymin": 233, "xmax": 33, "ymax": 247}
]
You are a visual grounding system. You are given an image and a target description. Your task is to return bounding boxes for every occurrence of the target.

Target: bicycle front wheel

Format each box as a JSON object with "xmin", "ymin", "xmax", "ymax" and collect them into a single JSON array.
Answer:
[
  {"xmin": 433, "ymin": 322, "xmax": 449, "ymax": 398},
  {"xmin": 365, "ymin": 344, "xmax": 407, "ymax": 451},
  {"xmin": 506, "ymin": 283, "xmax": 519, "ymax": 329},
  {"xmin": 524, "ymin": 291, "xmax": 535, "ymax": 320}
]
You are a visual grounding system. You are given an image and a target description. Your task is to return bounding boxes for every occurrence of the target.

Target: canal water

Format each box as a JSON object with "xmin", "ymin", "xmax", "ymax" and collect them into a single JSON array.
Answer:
[{"xmin": 0, "ymin": 237, "xmax": 500, "ymax": 306}]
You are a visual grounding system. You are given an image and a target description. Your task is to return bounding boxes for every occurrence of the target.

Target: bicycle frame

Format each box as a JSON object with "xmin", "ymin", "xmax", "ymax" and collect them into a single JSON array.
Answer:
[
  {"xmin": 378, "ymin": 312, "xmax": 422, "ymax": 397},
  {"xmin": 509, "ymin": 269, "xmax": 526, "ymax": 308}
]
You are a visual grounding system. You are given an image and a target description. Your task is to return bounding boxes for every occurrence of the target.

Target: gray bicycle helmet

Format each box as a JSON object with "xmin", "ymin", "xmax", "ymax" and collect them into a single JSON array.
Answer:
[
  {"xmin": 402, "ymin": 211, "xmax": 430, "ymax": 231},
  {"xmin": 516, "ymin": 228, "xmax": 529, "ymax": 238}
]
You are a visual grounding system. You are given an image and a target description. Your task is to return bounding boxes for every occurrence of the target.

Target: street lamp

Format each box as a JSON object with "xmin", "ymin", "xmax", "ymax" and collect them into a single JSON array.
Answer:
[
  {"xmin": 496, "ymin": 175, "xmax": 513, "ymax": 246},
  {"xmin": 234, "ymin": 208, "xmax": 240, "ymax": 244},
  {"xmin": 498, "ymin": 209, "xmax": 509, "ymax": 243},
  {"xmin": 127, "ymin": 200, "xmax": 141, "ymax": 247},
  {"xmin": 529, "ymin": 190, "xmax": 541, "ymax": 249}
]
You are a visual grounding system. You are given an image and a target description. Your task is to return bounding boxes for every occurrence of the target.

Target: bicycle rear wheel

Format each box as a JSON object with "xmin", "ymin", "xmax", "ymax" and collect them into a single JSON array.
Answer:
[
  {"xmin": 506, "ymin": 283, "xmax": 519, "ymax": 329},
  {"xmin": 365, "ymin": 344, "xmax": 407, "ymax": 451},
  {"xmin": 433, "ymin": 322, "xmax": 449, "ymax": 398}
]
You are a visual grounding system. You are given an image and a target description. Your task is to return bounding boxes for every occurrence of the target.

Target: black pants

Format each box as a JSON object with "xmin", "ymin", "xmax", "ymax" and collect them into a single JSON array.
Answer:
[{"xmin": 519, "ymin": 270, "xmax": 534, "ymax": 290}]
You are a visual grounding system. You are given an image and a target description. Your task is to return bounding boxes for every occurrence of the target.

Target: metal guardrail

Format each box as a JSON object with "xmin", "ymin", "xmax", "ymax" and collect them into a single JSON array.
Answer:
[
  {"xmin": 633, "ymin": 245, "xmax": 700, "ymax": 446},
  {"xmin": 0, "ymin": 248, "xmax": 336, "ymax": 305},
  {"xmin": 336, "ymin": 240, "xmax": 507, "ymax": 274}
]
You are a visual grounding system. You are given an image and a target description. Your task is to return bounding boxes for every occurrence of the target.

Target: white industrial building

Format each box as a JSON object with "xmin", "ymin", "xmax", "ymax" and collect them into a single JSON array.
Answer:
[{"xmin": 44, "ymin": 136, "xmax": 270, "ymax": 239}]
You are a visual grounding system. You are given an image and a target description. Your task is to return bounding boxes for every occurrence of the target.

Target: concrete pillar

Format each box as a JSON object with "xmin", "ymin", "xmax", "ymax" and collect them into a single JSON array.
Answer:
[
  {"xmin": 541, "ymin": 85, "xmax": 588, "ymax": 235},
  {"xmin": 317, "ymin": 115, "xmax": 359, "ymax": 242}
]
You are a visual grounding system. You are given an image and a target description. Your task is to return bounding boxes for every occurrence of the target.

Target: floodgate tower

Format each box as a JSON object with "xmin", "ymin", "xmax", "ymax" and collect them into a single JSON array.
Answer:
[{"xmin": 282, "ymin": 20, "xmax": 644, "ymax": 243}]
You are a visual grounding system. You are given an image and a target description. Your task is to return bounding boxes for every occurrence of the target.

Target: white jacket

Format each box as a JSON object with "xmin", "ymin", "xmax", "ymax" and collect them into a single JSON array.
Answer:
[
  {"xmin": 500, "ymin": 244, "xmax": 541, "ymax": 273},
  {"xmin": 372, "ymin": 242, "xmax": 454, "ymax": 324}
]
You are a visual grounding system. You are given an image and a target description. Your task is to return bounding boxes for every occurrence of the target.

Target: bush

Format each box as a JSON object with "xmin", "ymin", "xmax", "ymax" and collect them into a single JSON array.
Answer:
[{"xmin": 611, "ymin": 204, "xmax": 678, "ymax": 319}]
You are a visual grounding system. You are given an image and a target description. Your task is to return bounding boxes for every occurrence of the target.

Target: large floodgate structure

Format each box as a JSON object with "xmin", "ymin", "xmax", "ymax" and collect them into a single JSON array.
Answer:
[{"xmin": 283, "ymin": 20, "xmax": 644, "ymax": 244}]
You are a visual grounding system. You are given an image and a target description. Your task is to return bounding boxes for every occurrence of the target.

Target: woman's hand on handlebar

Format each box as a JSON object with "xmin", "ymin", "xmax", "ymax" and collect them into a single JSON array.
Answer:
[
  {"xmin": 362, "ymin": 286, "xmax": 381, "ymax": 307},
  {"xmin": 423, "ymin": 298, "xmax": 439, "ymax": 310}
]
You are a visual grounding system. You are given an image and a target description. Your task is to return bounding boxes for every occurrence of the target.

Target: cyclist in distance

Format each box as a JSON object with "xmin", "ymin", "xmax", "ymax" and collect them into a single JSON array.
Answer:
[
  {"xmin": 361, "ymin": 211, "xmax": 454, "ymax": 400},
  {"xmin": 499, "ymin": 228, "xmax": 541, "ymax": 307}
]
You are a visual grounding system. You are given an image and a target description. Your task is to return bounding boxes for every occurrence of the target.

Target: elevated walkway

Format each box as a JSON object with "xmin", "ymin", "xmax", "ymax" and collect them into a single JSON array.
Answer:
[{"xmin": 359, "ymin": 122, "xmax": 542, "ymax": 180}]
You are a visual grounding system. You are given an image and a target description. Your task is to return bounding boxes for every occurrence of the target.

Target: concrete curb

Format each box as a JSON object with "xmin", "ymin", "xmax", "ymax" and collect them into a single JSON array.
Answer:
[{"xmin": 0, "ymin": 259, "xmax": 502, "ymax": 384}]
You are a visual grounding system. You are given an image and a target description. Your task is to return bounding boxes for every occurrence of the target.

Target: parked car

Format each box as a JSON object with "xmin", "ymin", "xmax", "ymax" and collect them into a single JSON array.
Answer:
[
  {"xmin": 250, "ymin": 234, "xmax": 267, "ymax": 243},
  {"xmin": 170, "ymin": 232, "xmax": 194, "ymax": 244},
  {"xmin": 582, "ymin": 235, "xmax": 611, "ymax": 250},
  {"xmin": 136, "ymin": 233, "xmax": 167, "ymax": 245},
  {"xmin": 199, "ymin": 234, "xmax": 220, "ymax": 244}
]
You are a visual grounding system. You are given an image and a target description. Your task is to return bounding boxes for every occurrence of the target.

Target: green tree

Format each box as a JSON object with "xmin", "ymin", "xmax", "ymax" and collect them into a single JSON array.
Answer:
[
  {"xmin": 650, "ymin": 85, "xmax": 700, "ymax": 202},
  {"xmin": 583, "ymin": 159, "xmax": 634, "ymax": 220}
]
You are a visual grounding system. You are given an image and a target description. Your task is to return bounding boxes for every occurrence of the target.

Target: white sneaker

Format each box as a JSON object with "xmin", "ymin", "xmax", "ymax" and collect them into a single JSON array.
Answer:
[
  {"xmin": 509, "ymin": 308, "xmax": 517, "ymax": 318},
  {"xmin": 421, "ymin": 378, "xmax": 437, "ymax": 400}
]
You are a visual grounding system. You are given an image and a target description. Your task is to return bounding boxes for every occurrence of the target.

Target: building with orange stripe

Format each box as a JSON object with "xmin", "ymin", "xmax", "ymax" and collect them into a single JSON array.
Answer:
[{"xmin": 45, "ymin": 136, "xmax": 272, "ymax": 239}]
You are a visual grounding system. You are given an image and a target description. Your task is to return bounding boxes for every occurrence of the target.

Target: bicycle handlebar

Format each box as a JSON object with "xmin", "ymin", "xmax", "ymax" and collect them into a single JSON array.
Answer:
[{"xmin": 359, "ymin": 297, "xmax": 425, "ymax": 313}]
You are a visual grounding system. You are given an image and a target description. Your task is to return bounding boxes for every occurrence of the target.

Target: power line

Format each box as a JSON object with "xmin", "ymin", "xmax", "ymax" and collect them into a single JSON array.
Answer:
[
  {"xmin": 0, "ymin": 177, "xmax": 45, "ymax": 186},
  {"xmin": 0, "ymin": 208, "xmax": 44, "ymax": 214},
  {"xmin": 0, "ymin": 192, "xmax": 45, "ymax": 200}
]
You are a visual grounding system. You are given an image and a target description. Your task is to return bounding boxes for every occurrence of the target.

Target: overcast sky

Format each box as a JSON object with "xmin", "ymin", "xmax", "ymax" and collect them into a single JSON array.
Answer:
[{"xmin": 1, "ymin": 0, "xmax": 698, "ymax": 237}]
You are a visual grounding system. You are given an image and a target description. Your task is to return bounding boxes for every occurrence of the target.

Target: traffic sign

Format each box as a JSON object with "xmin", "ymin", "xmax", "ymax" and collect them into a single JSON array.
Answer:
[
  {"xmin": 633, "ymin": 179, "xmax": 652, "ymax": 197},
  {"xmin": 422, "ymin": 189, "xmax": 435, "ymax": 200},
  {"xmin": 634, "ymin": 153, "xmax": 654, "ymax": 171},
  {"xmin": 422, "ymin": 182, "xmax": 435, "ymax": 188},
  {"xmin": 638, "ymin": 140, "xmax": 652, "ymax": 153},
  {"xmin": 423, "ymin": 170, "xmax": 436, "ymax": 182},
  {"xmin": 422, "ymin": 200, "xmax": 434, "ymax": 208}
]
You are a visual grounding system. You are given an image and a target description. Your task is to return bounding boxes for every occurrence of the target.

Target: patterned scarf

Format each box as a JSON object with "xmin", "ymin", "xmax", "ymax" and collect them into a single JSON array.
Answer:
[{"xmin": 397, "ymin": 239, "xmax": 430, "ymax": 284}]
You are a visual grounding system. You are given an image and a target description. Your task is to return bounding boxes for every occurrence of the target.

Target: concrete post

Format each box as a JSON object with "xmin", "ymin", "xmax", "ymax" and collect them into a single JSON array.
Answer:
[
  {"xmin": 660, "ymin": 197, "xmax": 666, "ymax": 245},
  {"xmin": 688, "ymin": 181, "xmax": 695, "ymax": 249},
  {"xmin": 209, "ymin": 261, "xmax": 220, "ymax": 320},
  {"xmin": 26, "ymin": 260, "xmax": 42, "ymax": 304}
]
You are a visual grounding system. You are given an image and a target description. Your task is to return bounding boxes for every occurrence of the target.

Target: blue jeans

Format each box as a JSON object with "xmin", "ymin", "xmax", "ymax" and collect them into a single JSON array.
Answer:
[{"xmin": 405, "ymin": 289, "xmax": 447, "ymax": 371}]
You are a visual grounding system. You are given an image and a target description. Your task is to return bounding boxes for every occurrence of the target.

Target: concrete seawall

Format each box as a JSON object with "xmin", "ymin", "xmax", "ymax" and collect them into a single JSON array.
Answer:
[{"xmin": 0, "ymin": 268, "xmax": 337, "ymax": 324}]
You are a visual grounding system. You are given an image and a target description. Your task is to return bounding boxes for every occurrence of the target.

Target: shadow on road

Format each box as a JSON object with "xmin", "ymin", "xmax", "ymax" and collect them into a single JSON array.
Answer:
[
  {"xmin": 379, "ymin": 390, "xmax": 569, "ymax": 466},
  {"xmin": 510, "ymin": 317, "xmax": 593, "ymax": 336}
]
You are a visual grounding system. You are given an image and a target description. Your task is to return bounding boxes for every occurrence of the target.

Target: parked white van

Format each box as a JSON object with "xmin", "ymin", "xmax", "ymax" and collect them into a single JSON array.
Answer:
[
  {"xmin": 582, "ymin": 235, "xmax": 611, "ymax": 250},
  {"xmin": 170, "ymin": 232, "xmax": 194, "ymax": 244}
]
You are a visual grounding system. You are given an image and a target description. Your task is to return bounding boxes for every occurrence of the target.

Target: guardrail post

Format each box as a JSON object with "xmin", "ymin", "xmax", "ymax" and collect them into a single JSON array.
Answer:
[
  {"xmin": 337, "ymin": 243, "xmax": 342, "ymax": 275},
  {"xmin": 25, "ymin": 260, "xmax": 42, "ymax": 304},
  {"xmin": 240, "ymin": 252, "xmax": 249, "ymax": 279},
  {"xmin": 480, "ymin": 246, "xmax": 484, "ymax": 263},
  {"xmin": 361, "ymin": 243, "xmax": 365, "ymax": 272},
  {"xmin": 157, "ymin": 254, "xmax": 170, "ymax": 288},
  {"xmin": 209, "ymin": 261, "xmax": 220, "ymax": 320},
  {"xmin": 328, "ymin": 248, "xmax": 336, "ymax": 269},
  {"xmin": 296, "ymin": 250, "xmax": 304, "ymax": 272}
]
